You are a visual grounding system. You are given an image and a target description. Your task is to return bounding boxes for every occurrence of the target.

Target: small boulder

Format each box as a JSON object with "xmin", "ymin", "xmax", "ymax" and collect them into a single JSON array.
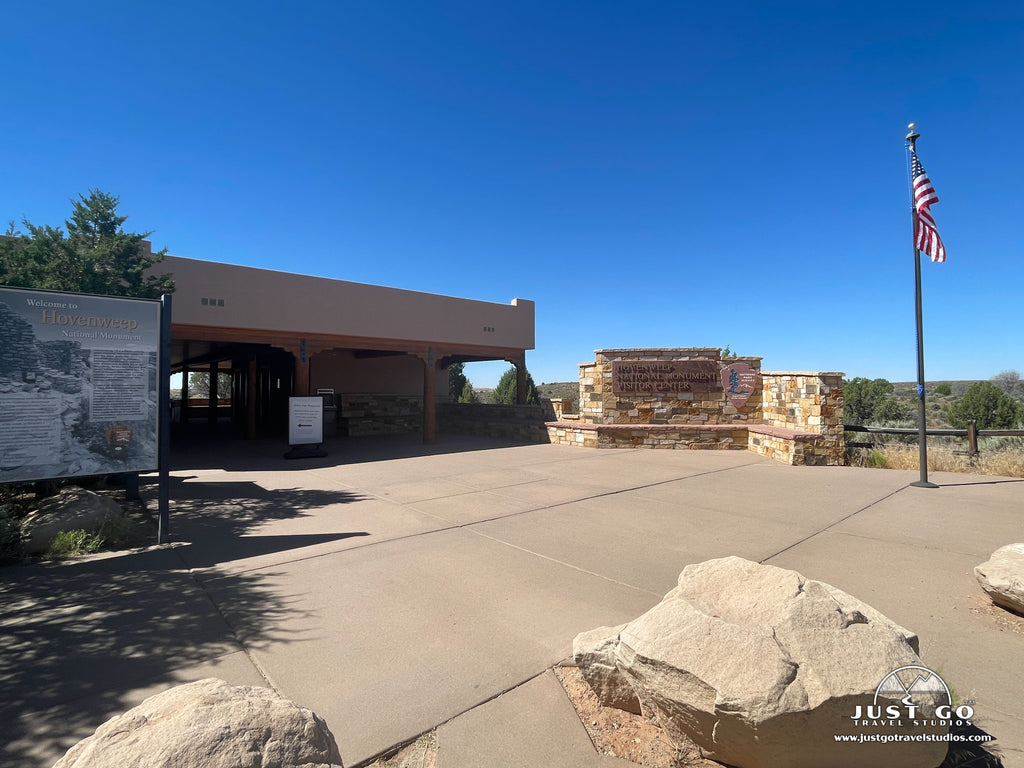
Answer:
[
  {"xmin": 577, "ymin": 557, "xmax": 947, "ymax": 768},
  {"xmin": 53, "ymin": 678, "xmax": 343, "ymax": 768},
  {"xmin": 21, "ymin": 486, "xmax": 125, "ymax": 555},
  {"xmin": 976, "ymin": 544, "xmax": 1024, "ymax": 614}
]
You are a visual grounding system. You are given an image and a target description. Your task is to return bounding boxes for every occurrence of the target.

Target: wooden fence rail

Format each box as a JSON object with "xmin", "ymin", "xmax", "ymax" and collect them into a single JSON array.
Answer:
[{"xmin": 844, "ymin": 421, "xmax": 1024, "ymax": 456}]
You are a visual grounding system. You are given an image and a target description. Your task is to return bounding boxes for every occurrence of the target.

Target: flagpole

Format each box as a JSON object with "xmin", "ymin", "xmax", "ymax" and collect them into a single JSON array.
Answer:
[{"xmin": 906, "ymin": 123, "xmax": 938, "ymax": 488}]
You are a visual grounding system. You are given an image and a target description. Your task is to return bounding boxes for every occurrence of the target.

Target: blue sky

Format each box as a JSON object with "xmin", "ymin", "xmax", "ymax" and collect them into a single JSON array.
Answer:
[{"xmin": 3, "ymin": 1, "xmax": 1021, "ymax": 388}]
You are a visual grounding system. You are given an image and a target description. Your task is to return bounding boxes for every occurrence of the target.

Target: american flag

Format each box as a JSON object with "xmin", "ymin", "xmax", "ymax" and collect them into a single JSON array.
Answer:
[{"xmin": 911, "ymin": 149, "xmax": 946, "ymax": 263}]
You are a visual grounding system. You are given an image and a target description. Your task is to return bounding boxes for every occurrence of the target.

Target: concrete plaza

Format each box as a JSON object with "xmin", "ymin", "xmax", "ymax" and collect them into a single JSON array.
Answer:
[{"xmin": 2, "ymin": 434, "xmax": 1021, "ymax": 767}]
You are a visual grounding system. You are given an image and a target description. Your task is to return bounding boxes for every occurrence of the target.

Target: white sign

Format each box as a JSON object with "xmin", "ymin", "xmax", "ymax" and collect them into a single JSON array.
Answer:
[
  {"xmin": 0, "ymin": 286, "xmax": 161, "ymax": 483},
  {"xmin": 288, "ymin": 397, "xmax": 324, "ymax": 445}
]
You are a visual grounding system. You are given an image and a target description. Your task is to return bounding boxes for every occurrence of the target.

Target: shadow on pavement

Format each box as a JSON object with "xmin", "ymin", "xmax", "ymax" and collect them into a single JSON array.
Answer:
[
  {"xmin": 1, "ymin": 473, "xmax": 373, "ymax": 764},
  {"xmin": 141, "ymin": 475, "xmax": 371, "ymax": 568},
  {"xmin": 0, "ymin": 546, "xmax": 308, "ymax": 765},
  {"xmin": 169, "ymin": 423, "xmax": 532, "ymax": 472}
]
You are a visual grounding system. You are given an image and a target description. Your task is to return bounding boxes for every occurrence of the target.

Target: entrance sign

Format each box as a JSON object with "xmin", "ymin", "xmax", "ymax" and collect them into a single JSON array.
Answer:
[
  {"xmin": 0, "ymin": 287, "xmax": 161, "ymax": 484},
  {"xmin": 288, "ymin": 396, "xmax": 324, "ymax": 446},
  {"xmin": 611, "ymin": 360, "xmax": 720, "ymax": 396}
]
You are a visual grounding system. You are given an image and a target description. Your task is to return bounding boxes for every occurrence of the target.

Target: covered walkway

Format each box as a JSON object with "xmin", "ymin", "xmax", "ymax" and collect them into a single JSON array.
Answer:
[{"xmin": 163, "ymin": 255, "xmax": 535, "ymax": 441}]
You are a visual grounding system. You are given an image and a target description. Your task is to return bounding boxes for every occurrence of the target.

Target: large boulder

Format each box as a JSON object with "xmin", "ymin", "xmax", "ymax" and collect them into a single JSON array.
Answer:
[
  {"xmin": 975, "ymin": 543, "xmax": 1024, "ymax": 614},
  {"xmin": 20, "ymin": 486, "xmax": 125, "ymax": 555},
  {"xmin": 53, "ymin": 678, "xmax": 343, "ymax": 768},
  {"xmin": 576, "ymin": 557, "xmax": 948, "ymax": 768}
]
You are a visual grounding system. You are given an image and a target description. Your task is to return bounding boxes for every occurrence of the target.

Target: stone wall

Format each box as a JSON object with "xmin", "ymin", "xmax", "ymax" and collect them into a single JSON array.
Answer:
[
  {"xmin": 759, "ymin": 372, "xmax": 845, "ymax": 466},
  {"xmin": 547, "ymin": 398, "xmax": 574, "ymax": 421},
  {"xmin": 547, "ymin": 423, "xmax": 749, "ymax": 451},
  {"xmin": 339, "ymin": 393, "xmax": 422, "ymax": 436},
  {"xmin": 548, "ymin": 349, "xmax": 846, "ymax": 466},
  {"xmin": 439, "ymin": 402, "xmax": 550, "ymax": 443}
]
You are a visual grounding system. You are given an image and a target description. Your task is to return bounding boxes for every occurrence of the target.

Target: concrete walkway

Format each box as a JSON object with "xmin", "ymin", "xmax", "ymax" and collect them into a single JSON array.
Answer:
[{"xmin": 2, "ymin": 434, "xmax": 1022, "ymax": 767}]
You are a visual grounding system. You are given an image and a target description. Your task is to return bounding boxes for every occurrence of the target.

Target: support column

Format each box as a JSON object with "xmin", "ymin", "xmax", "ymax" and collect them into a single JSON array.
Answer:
[
  {"xmin": 291, "ymin": 339, "xmax": 310, "ymax": 396},
  {"xmin": 181, "ymin": 361, "xmax": 190, "ymax": 423},
  {"xmin": 422, "ymin": 348, "xmax": 437, "ymax": 444},
  {"xmin": 207, "ymin": 362, "xmax": 218, "ymax": 430},
  {"xmin": 509, "ymin": 352, "xmax": 528, "ymax": 405},
  {"xmin": 247, "ymin": 358, "xmax": 257, "ymax": 440}
]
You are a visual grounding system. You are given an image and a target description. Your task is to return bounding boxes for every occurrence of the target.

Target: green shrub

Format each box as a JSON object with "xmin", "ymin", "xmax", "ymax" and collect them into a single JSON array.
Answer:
[
  {"xmin": 873, "ymin": 397, "xmax": 910, "ymax": 423},
  {"xmin": 865, "ymin": 450, "xmax": 888, "ymax": 469},
  {"xmin": 48, "ymin": 529, "xmax": 100, "ymax": 559},
  {"xmin": 843, "ymin": 378, "xmax": 895, "ymax": 426},
  {"xmin": 0, "ymin": 504, "xmax": 24, "ymax": 564},
  {"xmin": 46, "ymin": 512, "xmax": 134, "ymax": 560},
  {"xmin": 933, "ymin": 382, "xmax": 952, "ymax": 396},
  {"xmin": 949, "ymin": 381, "xmax": 1022, "ymax": 430},
  {"xmin": 95, "ymin": 512, "xmax": 134, "ymax": 546}
]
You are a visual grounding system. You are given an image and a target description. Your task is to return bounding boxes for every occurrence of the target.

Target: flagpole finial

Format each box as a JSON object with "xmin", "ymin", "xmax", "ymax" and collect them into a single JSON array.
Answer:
[{"xmin": 906, "ymin": 122, "xmax": 920, "ymax": 146}]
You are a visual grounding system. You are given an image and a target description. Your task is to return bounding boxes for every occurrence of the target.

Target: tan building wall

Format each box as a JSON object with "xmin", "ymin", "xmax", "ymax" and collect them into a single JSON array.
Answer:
[
  {"xmin": 311, "ymin": 349, "xmax": 439, "ymax": 396},
  {"xmin": 159, "ymin": 255, "xmax": 535, "ymax": 441},
  {"xmin": 163, "ymin": 256, "xmax": 534, "ymax": 351}
]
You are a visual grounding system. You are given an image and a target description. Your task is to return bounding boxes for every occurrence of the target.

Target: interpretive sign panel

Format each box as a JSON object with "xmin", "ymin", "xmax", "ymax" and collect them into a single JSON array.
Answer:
[
  {"xmin": 0, "ymin": 286, "xmax": 161, "ymax": 483},
  {"xmin": 288, "ymin": 397, "xmax": 324, "ymax": 446},
  {"xmin": 611, "ymin": 360, "xmax": 721, "ymax": 396}
]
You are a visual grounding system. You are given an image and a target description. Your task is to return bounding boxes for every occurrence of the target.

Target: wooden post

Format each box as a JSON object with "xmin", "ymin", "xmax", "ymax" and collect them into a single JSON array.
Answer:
[
  {"xmin": 292, "ymin": 340, "xmax": 310, "ymax": 396},
  {"xmin": 181, "ymin": 362, "xmax": 190, "ymax": 423},
  {"xmin": 422, "ymin": 349, "xmax": 437, "ymax": 444},
  {"xmin": 247, "ymin": 358, "xmax": 257, "ymax": 440},
  {"xmin": 968, "ymin": 419, "xmax": 979, "ymax": 457},
  {"xmin": 208, "ymin": 361, "xmax": 218, "ymax": 429},
  {"xmin": 509, "ymin": 353, "xmax": 528, "ymax": 405}
]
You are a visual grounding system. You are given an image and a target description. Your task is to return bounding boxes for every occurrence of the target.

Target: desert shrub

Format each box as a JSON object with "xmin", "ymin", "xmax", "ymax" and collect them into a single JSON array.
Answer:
[
  {"xmin": 0, "ymin": 504, "xmax": 24, "ymax": 564},
  {"xmin": 864, "ymin": 450, "xmax": 888, "ymax": 468},
  {"xmin": 873, "ymin": 398, "xmax": 911, "ymax": 423},
  {"xmin": 45, "ymin": 512, "xmax": 134, "ymax": 560},
  {"xmin": 0, "ymin": 485, "xmax": 36, "ymax": 564},
  {"xmin": 844, "ymin": 378, "xmax": 896, "ymax": 425},
  {"xmin": 48, "ymin": 529, "xmax": 99, "ymax": 559},
  {"xmin": 949, "ymin": 381, "xmax": 1022, "ymax": 430}
]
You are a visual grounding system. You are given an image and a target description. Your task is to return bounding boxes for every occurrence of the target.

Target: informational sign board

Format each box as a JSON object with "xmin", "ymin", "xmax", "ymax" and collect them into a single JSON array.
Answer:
[
  {"xmin": 288, "ymin": 396, "xmax": 324, "ymax": 446},
  {"xmin": 0, "ymin": 286, "xmax": 162, "ymax": 484}
]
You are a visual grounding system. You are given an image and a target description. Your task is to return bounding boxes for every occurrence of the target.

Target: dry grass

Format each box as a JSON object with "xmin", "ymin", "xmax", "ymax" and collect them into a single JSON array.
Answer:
[{"xmin": 849, "ymin": 444, "xmax": 1024, "ymax": 478}]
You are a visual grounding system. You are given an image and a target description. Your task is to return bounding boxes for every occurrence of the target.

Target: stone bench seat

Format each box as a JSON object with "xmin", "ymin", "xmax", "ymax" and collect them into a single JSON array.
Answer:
[
  {"xmin": 545, "ymin": 421, "xmax": 833, "ymax": 466},
  {"xmin": 747, "ymin": 423, "xmax": 821, "ymax": 441}
]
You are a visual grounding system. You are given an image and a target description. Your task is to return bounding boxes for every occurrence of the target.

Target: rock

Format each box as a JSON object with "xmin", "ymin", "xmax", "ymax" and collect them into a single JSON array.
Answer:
[
  {"xmin": 976, "ymin": 543, "xmax": 1024, "ymax": 614},
  {"xmin": 20, "ymin": 486, "xmax": 125, "ymax": 554},
  {"xmin": 581, "ymin": 556, "xmax": 947, "ymax": 768},
  {"xmin": 572, "ymin": 624, "xmax": 641, "ymax": 714},
  {"xmin": 53, "ymin": 678, "xmax": 343, "ymax": 768}
]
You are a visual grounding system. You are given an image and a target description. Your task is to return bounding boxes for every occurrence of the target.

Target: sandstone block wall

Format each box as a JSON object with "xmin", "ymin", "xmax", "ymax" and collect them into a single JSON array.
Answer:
[
  {"xmin": 439, "ymin": 402, "xmax": 550, "ymax": 443},
  {"xmin": 339, "ymin": 393, "xmax": 422, "ymax": 436},
  {"xmin": 759, "ymin": 373, "xmax": 845, "ymax": 466},
  {"xmin": 549, "ymin": 350, "xmax": 846, "ymax": 466}
]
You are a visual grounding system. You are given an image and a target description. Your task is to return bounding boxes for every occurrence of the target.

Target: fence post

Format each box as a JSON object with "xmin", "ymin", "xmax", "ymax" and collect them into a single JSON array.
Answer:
[{"xmin": 967, "ymin": 420, "xmax": 979, "ymax": 457}]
